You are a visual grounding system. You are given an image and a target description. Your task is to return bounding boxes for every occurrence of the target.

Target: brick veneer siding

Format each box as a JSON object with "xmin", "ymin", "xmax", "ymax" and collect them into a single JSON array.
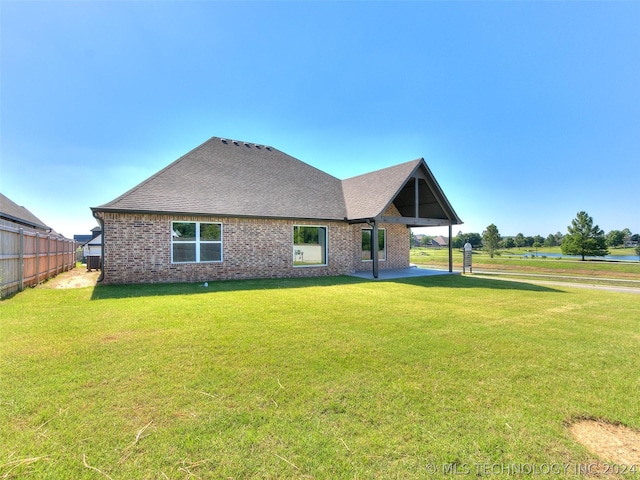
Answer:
[
  {"xmin": 354, "ymin": 204, "xmax": 410, "ymax": 273},
  {"xmin": 96, "ymin": 211, "xmax": 409, "ymax": 284}
]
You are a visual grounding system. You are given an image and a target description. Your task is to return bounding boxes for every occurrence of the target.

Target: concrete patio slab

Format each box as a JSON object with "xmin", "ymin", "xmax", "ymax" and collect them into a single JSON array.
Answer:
[{"xmin": 349, "ymin": 266, "xmax": 459, "ymax": 280}]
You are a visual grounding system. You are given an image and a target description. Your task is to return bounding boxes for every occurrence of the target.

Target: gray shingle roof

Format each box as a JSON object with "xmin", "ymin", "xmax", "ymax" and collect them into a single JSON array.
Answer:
[
  {"xmin": 97, "ymin": 137, "xmax": 346, "ymax": 220},
  {"xmin": 342, "ymin": 159, "xmax": 422, "ymax": 220},
  {"xmin": 94, "ymin": 136, "xmax": 461, "ymax": 225},
  {"xmin": 0, "ymin": 193, "xmax": 50, "ymax": 230}
]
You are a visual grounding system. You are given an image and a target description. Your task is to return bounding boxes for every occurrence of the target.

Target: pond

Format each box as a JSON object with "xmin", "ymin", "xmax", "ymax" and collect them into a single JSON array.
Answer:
[{"xmin": 505, "ymin": 252, "xmax": 639, "ymax": 262}]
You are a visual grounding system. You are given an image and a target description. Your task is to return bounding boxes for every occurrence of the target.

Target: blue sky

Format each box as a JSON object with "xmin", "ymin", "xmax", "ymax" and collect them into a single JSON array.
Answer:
[{"xmin": 2, "ymin": 1, "xmax": 639, "ymax": 239}]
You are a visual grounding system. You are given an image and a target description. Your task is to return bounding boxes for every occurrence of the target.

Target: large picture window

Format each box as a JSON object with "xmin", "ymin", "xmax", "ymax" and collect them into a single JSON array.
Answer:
[
  {"xmin": 293, "ymin": 226, "xmax": 327, "ymax": 266},
  {"xmin": 361, "ymin": 228, "xmax": 386, "ymax": 261},
  {"xmin": 172, "ymin": 222, "xmax": 222, "ymax": 263}
]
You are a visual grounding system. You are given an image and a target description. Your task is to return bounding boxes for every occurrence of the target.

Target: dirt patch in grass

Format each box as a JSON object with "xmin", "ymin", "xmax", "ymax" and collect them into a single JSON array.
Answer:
[
  {"xmin": 38, "ymin": 266, "xmax": 99, "ymax": 289},
  {"xmin": 570, "ymin": 419, "xmax": 640, "ymax": 465}
]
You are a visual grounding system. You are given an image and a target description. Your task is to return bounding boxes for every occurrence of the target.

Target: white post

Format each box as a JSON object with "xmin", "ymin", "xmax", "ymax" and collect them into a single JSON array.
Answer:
[{"xmin": 463, "ymin": 241, "xmax": 473, "ymax": 274}]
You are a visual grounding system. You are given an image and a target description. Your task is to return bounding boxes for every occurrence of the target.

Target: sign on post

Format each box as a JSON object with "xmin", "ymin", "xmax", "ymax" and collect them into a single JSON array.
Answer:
[{"xmin": 463, "ymin": 241, "xmax": 472, "ymax": 274}]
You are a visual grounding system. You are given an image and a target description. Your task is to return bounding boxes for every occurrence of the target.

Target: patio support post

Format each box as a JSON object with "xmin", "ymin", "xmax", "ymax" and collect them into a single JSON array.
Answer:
[
  {"xmin": 448, "ymin": 224, "xmax": 453, "ymax": 273},
  {"xmin": 372, "ymin": 220, "xmax": 379, "ymax": 279}
]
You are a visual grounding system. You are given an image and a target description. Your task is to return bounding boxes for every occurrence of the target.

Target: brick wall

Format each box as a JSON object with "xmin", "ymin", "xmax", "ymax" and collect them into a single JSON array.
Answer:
[
  {"xmin": 96, "ymin": 212, "xmax": 409, "ymax": 285},
  {"xmin": 353, "ymin": 204, "xmax": 410, "ymax": 273}
]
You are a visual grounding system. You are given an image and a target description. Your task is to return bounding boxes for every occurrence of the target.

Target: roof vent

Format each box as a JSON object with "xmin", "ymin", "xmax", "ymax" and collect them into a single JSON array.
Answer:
[
  {"xmin": 244, "ymin": 142, "xmax": 251, "ymax": 147},
  {"xmin": 255, "ymin": 145, "xmax": 262, "ymax": 149},
  {"xmin": 266, "ymin": 146, "xmax": 272, "ymax": 151},
  {"xmin": 221, "ymin": 138, "xmax": 228, "ymax": 144},
  {"xmin": 233, "ymin": 140, "xmax": 239, "ymax": 146}
]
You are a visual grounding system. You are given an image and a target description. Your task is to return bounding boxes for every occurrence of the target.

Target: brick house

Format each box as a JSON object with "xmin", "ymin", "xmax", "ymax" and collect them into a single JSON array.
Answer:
[{"xmin": 91, "ymin": 136, "xmax": 461, "ymax": 284}]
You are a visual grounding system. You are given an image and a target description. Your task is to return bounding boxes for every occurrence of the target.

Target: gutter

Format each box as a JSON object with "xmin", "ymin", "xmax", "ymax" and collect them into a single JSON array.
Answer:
[{"xmin": 91, "ymin": 209, "xmax": 105, "ymax": 283}]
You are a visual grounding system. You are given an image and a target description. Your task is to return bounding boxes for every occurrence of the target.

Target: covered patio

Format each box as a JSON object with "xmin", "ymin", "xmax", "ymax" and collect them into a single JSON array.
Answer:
[{"xmin": 343, "ymin": 158, "xmax": 463, "ymax": 279}]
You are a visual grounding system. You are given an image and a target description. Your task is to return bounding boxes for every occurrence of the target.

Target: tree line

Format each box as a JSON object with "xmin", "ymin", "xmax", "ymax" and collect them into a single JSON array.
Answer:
[{"xmin": 413, "ymin": 211, "xmax": 640, "ymax": 261}]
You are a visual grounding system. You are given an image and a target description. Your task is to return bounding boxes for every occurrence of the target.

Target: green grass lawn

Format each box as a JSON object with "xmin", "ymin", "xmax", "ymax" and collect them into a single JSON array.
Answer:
[
  {"xmin": 1, "ymin": 276, "xmax": 639, "ymax": 478},
  {"xmin": 411, "ymin": 247, "xmax": 640, "ymax": 280}
]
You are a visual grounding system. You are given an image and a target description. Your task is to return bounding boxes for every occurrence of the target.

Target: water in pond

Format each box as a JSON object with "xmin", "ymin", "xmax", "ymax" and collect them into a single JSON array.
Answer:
[{"xmin": 505, "ymin": 252, "xmax": 639, "ymax": 262}]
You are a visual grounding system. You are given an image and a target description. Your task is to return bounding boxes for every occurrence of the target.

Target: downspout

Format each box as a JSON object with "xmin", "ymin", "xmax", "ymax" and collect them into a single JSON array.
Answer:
[{"xmin": 92, "ymin": 210, "xmax": 105, "ymax": 283}]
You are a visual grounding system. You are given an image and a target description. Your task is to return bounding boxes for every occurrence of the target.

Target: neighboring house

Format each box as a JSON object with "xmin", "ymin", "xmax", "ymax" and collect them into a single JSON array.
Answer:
[
  {"xmin": 73, "ymin": 234, "xmax": 92, "ymax": 244},
  {"xmin": 623, "ymin": 236, "xmax": 639, "ymax": 248},
  {"xmin": 91, "ymin": 136, "xmax": 462, "ymax": 284},
  {"xmin": 82, "ymin": 227, "xmax": 102, "ymax": 270},
  {"xmin": 431, "ymin": 235, "xmax": 449, "ymax": 247},
  {"xmin": 0, "ymin": 193, "xmax": 52, "ymax": 233}
]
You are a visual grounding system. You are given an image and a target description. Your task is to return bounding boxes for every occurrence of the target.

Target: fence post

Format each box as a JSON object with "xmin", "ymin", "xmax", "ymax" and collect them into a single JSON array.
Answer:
[
  {"xmin": 57, "ymin": 237, "xmax": 60, "ymax": 274},
  {"xmin": 35, "ymin": 232, "xmax": 40, "ymax": 284},
  {"xmin": 47, "ymin": 234, "xmax": 51, "ymax": 280},
  {"xmin": 18, "ymin": 228, "xmax": 24, "ymax": 291},
  {"xmin": 67, "ymin": 239, "xmax": 73, "ymax": 270}
]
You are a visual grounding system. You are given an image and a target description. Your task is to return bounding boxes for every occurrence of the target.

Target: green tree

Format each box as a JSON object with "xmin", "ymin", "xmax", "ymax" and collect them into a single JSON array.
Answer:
[
  {"xmin": 466, "ymin": 233, "xmax": 483, "ymax": 248},
  {"xmin": 544, "ymin": 234, "xmax": 557, "ymax": 247},
  {"xmin": 420, "ymin": 235, "xmax": 434, "ymax": 247},
  {"xmin": 606, "ymin": 230, "xmax": 624, "ymax": 247},
  {"xmin": 501, "ymin": 237, "xmax": 515, "ymax": 249},
  {"xmin": 482, "ymin": 224, "xmax": 501, "ymax": 258},
  {"xmin": 561, "ymin": 211, "xmax": 609, "ymax": 261},
  {"xmin": 452, "ymin": 232, "xmax": 464, "ymax": 249},
  {"xmin": 514, "ymin": 233, "xmax": 525, "ymax": 249},
  {"xmin": 554, "ymin": 231, "xmax": 564, "ymax": 246}
]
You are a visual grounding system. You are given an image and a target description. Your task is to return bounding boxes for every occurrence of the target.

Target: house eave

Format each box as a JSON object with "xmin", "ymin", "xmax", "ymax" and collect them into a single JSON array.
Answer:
[
  {"xmin": 346, "ymin": 215, "xmax": 463, "ymax": 227},
  {"xmin": 0, "ymin": 213, "xmax": 51, "ymax": 231},
  {"xmin": 378, "ymin": 216, "xmax": 461, "ymax": 227},
  {"xmin": 91, "ymin": 207, "xmax": 346, "ymax": 223}
]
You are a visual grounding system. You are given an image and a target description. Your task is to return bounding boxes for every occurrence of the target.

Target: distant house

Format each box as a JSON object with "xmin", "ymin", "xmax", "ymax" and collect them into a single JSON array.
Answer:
[
  {"xmin": 623, "ymin": 236, "xmax": 638, "ymax": 248},
  {"xmin": 82, "ymin": 227, "xmax": 102, "ymax": 270},
  {"xmin": 91, "ymin": 136, "xmax": 462, "ymax": 284},
  {"xmin": 431, "ymin": 235, "xmax": 449, "ymax": 247},
  {"xmin": 412, "ymin": 234, "xmax": 425, "ymax": 247},
  {"xmin": 73, "ymin": 234, "xmax": 92, "ymax": 244}
]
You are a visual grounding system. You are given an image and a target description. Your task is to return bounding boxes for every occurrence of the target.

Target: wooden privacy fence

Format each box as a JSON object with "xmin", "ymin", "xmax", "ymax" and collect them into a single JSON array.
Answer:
[{"xmin": 0, "ymin": 224, "xmax": 77, "ymax": 298}]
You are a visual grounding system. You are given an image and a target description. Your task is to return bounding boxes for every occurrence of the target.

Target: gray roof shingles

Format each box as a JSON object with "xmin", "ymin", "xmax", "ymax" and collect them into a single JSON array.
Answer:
[
  {"xmin": 0, "ymin": 193, "xmax": 51, "ymax": 230},
  {"xmin": 95, "ymin": 136, "xmax": 460, "ymax": 223},
  {"xmin": 341, "ymin": 159, "xmax": 421, "ymax": 220},
  {"xmin": 98, "ymin": 137, "xmax": 346, "ymax": 220}
]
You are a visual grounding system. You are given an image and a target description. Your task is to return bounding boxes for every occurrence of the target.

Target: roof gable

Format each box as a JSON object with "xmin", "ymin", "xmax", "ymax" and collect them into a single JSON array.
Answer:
[
  {"xmin": 342, "ymin": 159, "xmax": 462, "ymax": 225},
  {"xmin": 341, "ymin": 160, "xmax": 421, "ymax": 220}
]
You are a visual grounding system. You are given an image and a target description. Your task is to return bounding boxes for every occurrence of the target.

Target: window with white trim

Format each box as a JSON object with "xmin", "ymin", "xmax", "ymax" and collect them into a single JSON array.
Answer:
[
  {"xmin": 293, "ymin": 225, "xmax": 327, "ymax": 266},
  {"xmin": 361, "ymin": 228, "xmax": 386, "ymax": 261},
  {"xmin": 172, "ymin": 222, "xmax": 222, "ymax": 263}
]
